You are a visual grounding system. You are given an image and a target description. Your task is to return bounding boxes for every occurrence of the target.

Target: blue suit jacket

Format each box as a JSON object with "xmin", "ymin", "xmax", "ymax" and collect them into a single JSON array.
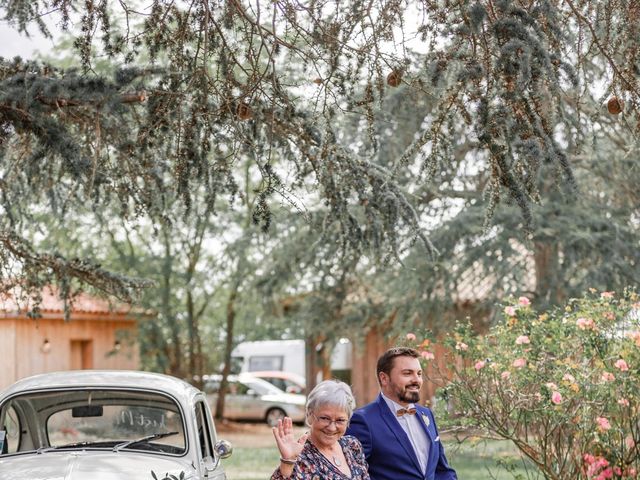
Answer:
[{"xmin": 346, "ymin": 394, "xmax": 457, "ymax": 480}]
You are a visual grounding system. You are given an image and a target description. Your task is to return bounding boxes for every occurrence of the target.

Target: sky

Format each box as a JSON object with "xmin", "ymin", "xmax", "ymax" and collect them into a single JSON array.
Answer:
[{"xmin": 0, "ymin": 18, "xmax": 56, "ymax": 59}]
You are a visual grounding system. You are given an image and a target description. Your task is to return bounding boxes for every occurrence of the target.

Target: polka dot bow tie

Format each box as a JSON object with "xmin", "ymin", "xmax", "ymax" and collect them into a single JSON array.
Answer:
[{"xmin": 396, "ymin": 407, "xmax": 417, "ymax": 417}]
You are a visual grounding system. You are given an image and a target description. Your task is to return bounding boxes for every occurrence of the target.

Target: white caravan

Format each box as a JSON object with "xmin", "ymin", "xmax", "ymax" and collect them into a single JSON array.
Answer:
[{"xmin": 232, "ymin": 339, "xmax": 352, "ymax": 379}]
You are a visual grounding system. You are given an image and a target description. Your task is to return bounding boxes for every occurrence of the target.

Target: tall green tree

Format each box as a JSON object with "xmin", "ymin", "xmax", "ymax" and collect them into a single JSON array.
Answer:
[{"xmin": 3, "ymin": 0, "xmax": 640, "ymax": 305}]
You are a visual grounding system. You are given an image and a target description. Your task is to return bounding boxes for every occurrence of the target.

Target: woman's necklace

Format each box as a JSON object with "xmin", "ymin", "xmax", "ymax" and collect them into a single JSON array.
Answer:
[{"xmin": 316, "ymin": 443, "xmax": 343, "ymax": 467}]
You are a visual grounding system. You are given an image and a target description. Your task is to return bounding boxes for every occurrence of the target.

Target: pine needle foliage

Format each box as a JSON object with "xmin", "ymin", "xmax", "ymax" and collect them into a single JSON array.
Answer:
[{"xmin": 1, "ymin": 0, "xmax": 639, "ymax": 305}]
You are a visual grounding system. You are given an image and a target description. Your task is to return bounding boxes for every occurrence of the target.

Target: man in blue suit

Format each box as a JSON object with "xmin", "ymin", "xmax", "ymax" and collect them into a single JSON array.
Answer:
[{"xmin": 346, "ymin": 347, "xmax": 457, "ymax": 480}]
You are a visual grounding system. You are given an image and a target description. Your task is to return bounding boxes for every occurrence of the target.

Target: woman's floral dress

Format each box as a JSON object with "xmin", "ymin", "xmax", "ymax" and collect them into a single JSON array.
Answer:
[{"xmin": 271, "ymin": 435, "xmax": 370, "ymax": 480}]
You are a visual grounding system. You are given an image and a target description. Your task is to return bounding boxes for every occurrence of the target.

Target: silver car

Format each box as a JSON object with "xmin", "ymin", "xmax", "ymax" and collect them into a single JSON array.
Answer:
[
  {"xmin": 0, "ymin": 370, "xmax": 233, "ymax": 480},
  {"xmin": 204, "ymin": 374, "xmax": 306, "ymax": 426}
]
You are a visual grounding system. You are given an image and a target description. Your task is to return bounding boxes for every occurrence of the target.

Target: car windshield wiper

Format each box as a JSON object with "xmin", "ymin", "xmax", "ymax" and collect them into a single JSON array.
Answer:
[
  {"xmin": 112, "ymin": 431, "xmax": 179, "ymax": 452},
  {"xmin": 37, "ymin": 441, "xmax": 106, "ymax": 454}
]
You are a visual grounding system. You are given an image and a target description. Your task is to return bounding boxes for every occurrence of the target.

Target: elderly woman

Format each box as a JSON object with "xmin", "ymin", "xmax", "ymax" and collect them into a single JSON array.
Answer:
[{"xmin": 271, "ymin": 379, "xmax": 370, "ymax": 480}]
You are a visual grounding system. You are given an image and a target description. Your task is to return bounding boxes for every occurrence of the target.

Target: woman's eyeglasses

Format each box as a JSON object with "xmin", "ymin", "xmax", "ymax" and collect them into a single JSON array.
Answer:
[{"xmin": 312, "ymin": 414, "xmax": 348, "ymax": 428}]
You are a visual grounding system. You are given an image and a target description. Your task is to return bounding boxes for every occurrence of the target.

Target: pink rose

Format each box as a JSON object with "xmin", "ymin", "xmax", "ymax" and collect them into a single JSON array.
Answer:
[
  {"xmin": 545, "ymin": 382, "xmax": 558, "ymax": 390},
  {"xmin": 500, "ymin": 371, "xmax": 511, "ymax": 380},
  {"xmin": 406, "ymin": 333, "xmax": 416, "ymax": 341},
  {"xmin": 626, "ymin": 331, "xmax": 640, "ymax": 347},
  {"xmin": 614, "ymin": 359, "xmax": 629, "ymax": 371},
  {"xmin": 562, "ymin": 373, "xmax": 575, "ymax": 383},
  {"xmin": 599, "ymin": 467, "xmax": 614, "ymax": 479},
  {"xmin": 504, "ymin": 305, "xmax": 516, "ymax": 317},
  {"xmin": 576, "ymin": 317, "xmax": 595, "ymax": 330},
  {"xmin": 518, "ymin": 296, "xmax": 531, "ymax": 306},
  {"xmin": 596, "ymin": 417, "xmax": 611, "ymax": 431},
  {"xmin": 515, "ymin": 335, "xmax": 530, "ymax": 345},
  {"xmin": 455, "ymin": 342, "xmax": 468, "ymax": 351},
  {"xmin": 551, "ymin": 391, "xmax": 562, "ymax": 404},
  {"xmin": 421, "ymin": 351, "xmax": 435, "ymax": 360},
  {"xmin": 512, "ymin": 358, "xmax": 526, "ymax": 368},
  {"xmin": 601, "ymin": 371, "xmax": 615, "ymax": 382},
  {"xmin": 474, "ymin": 360, "xmax": 486, "ymax": 371},
  {"xmin": 625, "ymin": 435, "xmax": 636, "ymax": 449},
  {"xmin": 583, "ymin": 454, "xmax": 596, "ymax": 465},
  {"xmin": 618, "ymin": 398, "xmax": 629, "ymax": 407},
  {"xmin": 600, "ymin": 291, "xmax": 615, "ymax": 298}
]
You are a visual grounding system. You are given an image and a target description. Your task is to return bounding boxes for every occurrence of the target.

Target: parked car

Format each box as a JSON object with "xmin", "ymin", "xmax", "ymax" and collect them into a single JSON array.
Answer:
[
  {"xmin": 243, "ymin": 371, "xmax": 306, "ymax": 394},
  {"xmin": 0, "ymin": 370, "xmax": 233, "ymax": 480},
  {"xmin": 204, "ymin": 374, "xmax": 306, "ymax": 426}
]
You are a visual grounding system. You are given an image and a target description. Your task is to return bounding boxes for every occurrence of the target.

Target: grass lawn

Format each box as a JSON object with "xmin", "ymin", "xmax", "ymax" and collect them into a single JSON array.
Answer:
[{"xmin": 223, "ymin": 439, "xmax": 539, "ymax": 480}]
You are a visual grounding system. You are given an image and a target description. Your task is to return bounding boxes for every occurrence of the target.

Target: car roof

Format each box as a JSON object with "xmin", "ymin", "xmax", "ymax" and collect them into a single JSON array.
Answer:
[{"xmin": 0, "ymin": 370, "xmax": 202, "ymax": 406}]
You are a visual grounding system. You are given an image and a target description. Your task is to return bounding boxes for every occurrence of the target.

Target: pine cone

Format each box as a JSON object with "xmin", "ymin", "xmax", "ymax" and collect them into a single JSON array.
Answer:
[
  {"xmin": 386, "ymin": 70, "xmax": 402, "ymax": 87},
  {"xmin": 237, "ymin": 102, "xmax": 253, "ymax": 120},
  {"xmin": 607, "ymin": 96, "xmax": 623, "ymax": 115}
]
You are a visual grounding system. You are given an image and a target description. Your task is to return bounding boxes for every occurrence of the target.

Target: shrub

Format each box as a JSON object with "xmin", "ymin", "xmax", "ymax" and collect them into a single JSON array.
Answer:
[{"xmin": 416, "ymin": 290, "xmax": 640, "ymax": 479}]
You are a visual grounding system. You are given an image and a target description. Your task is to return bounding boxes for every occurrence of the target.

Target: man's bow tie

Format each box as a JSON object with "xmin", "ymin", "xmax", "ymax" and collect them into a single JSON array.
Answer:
[{"xmin": 396, "ymin": 407, "xmax": 417, "ymax": 417}]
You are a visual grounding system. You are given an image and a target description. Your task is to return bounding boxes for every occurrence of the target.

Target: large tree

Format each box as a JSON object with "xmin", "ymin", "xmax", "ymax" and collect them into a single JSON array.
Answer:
[{"xmin": 1, "ymin": 0, "xmax": 639, "ymax": 306}]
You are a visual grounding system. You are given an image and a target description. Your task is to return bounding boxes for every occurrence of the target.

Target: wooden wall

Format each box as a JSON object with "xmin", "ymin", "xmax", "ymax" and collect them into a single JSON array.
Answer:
[
  {"xmin": 350, "ymin": 327, "xmax": 392, "ymax": 406},
  {"xmin": 0, "ymin": 313, "xmax": 139, "ymax": 391},
  {"xmin": 0, "ymin": 319, "xmax": 17, "ymax": 391}
]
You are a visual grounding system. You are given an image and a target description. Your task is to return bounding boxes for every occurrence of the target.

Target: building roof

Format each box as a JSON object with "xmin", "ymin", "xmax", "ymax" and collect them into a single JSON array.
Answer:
[{"xmin": 0, "ymin": 287, "xmax": 144, "ymax": 319}]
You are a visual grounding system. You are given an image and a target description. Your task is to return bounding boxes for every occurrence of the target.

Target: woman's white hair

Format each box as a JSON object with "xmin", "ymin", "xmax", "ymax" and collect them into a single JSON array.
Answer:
[{"xmin": 305, "ymin": 379, "xmax": 356, "ymax": 424}]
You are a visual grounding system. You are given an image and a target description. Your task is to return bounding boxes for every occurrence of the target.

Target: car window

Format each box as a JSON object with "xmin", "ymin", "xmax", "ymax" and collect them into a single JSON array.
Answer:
[
  {"xmin": 230, "ymin": 381, "xmax": 249, "ymax": 395},
  {"xmin": 282, "ymin": 380, "xmax": 303, "ymax": 394},
  {"xmin": 0, "ymin": 389, "xmax": 187, "ymax": 455},
  {"xmin": 242, "ymin": 380, "xmax": 282, "ymax": 395},
  {"xmin": 248, "ymin": 356, "xmax": 283, "ymax": 371},
  {"xmin": 266, "ymin": 378, "xmax": 287, "ymax": 391},
  {"xmin": 0, "ymin": 405, "xmax": 20, "ymax": 454},
  {"xmin": 194, "ymin": 401, "xmax": 213, "ymax": 459}
]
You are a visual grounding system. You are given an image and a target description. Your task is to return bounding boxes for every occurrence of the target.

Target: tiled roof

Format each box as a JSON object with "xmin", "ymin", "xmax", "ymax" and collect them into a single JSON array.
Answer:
[{"xmin": 0, "ymin": 287, "xmax": 133, "ymax": 315}]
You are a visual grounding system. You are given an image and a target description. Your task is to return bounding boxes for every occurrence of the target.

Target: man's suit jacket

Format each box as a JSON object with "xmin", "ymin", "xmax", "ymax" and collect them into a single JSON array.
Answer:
[{"xmin": 346, "ymin": 394, "xmax": 457, "ymax": 480}]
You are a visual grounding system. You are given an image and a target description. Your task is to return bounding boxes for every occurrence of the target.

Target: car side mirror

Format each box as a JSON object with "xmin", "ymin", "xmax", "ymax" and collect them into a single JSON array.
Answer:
[
  {"xmin": 209, "ymin": 439, "xmax": 233, "ymax": 471},
  {"xmin": 214, "ymin": 439, "xmax": 233, "ymax": 459}
]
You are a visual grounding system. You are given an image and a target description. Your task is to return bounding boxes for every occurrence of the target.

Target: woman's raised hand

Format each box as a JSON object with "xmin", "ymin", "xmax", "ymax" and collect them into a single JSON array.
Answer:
[{"xmin": 272, "ymin": 416, "xmax": 309, "ymax": 460}]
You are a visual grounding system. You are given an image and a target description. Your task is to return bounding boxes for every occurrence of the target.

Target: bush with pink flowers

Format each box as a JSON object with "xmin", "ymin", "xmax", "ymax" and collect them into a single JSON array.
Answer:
[{"xmin": 420, "ymin": 290, "xmax": 640, "ymax": 479}]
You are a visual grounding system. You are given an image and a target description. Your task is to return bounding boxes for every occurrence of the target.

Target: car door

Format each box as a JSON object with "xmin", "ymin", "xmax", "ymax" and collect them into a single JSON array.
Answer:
[
  {"xmin": 194, "ymin": 399, "xmax": 226, "ymax": 479},
  {"xmin": 239, "ymin": 380, "xmax": 273, "ymax": 419}
]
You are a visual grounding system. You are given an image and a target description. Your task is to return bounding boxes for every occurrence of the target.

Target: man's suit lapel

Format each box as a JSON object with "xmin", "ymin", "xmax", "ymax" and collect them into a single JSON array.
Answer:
[
  {"xmin": 375, "ymin": 394, "xmax": 423, "ymax": 474},
  {"xmin": 416, "ymin": 405, "xmax": 437, "ymax": 473},
  {"xmin": 416, "ymin": 405, "xmax": 437, "ymax": 442}
]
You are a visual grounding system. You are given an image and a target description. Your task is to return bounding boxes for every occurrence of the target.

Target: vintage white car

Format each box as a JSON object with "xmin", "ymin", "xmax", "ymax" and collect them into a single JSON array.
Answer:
[{"xmin": 0, "ymin": 370, "xmax": 233, "ymax": 480}]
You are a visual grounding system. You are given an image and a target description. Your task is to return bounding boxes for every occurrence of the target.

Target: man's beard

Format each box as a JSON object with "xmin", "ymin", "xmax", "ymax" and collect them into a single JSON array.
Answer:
[{"xmin": 396, "ymin": 384, "xmax": 421, "ymax": 403}]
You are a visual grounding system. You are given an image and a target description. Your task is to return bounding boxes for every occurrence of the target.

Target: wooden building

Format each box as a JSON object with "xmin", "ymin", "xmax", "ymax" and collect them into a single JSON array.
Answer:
[{"xmin": 0, "ymin": 288, "xmax": 142, "ymax": 391}]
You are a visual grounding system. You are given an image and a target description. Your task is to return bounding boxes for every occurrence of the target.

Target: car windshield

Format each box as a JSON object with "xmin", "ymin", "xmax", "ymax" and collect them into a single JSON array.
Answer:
[{"xmin": 0, "ymin": 389, "xmax": 186, "ymax": 455}]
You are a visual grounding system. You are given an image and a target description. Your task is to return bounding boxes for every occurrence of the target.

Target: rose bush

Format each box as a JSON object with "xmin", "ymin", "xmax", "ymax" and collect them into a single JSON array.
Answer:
[{"xmin": 413, "ymin": 290, "xmax": 640, "ymax": 479}]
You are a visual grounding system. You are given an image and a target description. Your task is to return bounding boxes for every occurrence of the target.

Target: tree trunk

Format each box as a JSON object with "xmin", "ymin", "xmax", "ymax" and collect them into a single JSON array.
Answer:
[
  {"xmin": 186, "ymin": 289, "xmax": 203, "ymax": 389},
  {"xmin": 533, "ymin": 241, "xmax": 562, "ymax": 306},
  {"xmin": 161, "ymin": 226, "xmax": 182, "ymax": 378},
  {"xmin": 215, "ymin": 278, "xmax": 240, "ymax": 420}
]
